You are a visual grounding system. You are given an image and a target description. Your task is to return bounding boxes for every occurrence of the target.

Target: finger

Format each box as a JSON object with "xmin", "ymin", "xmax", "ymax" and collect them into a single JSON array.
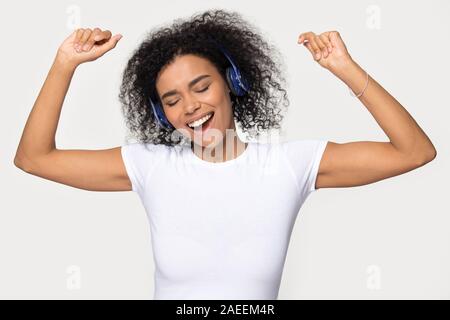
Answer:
[
  {"xmin": 94, "ymin": 34, "xmax": 123, "ymax": 56},
  {"xmin": 314, "ymin": 35, "xmax": 328, "ymax": 58},
  {"xmin": 308, "ymin": 38, "xmax": 322, "ymax": 60},
  {"xmin": 303, "ymin": 32, "xmax": 321, "ymax": 60},
  {"xmin": 320, "ymin": 33, "xmax": 333, "ymax": 53},
  {"xmin": 329, "ymin": 31, "xmax": 341, "ymax": 48},
  {"xmin": 304, "ymin": 42, "xmax": 318, "ymax": 61},
  {"xmin": 297, "ymin": 33, "xmax": 306, "ymax": 44},
  {"xmin": 94, "ymin": 30, "xmax": 112, "ymax": 42},
  {"xmin": 82, "ymin": 28, "xmax": 102, "ymax": 51},
  {"xmin": 79, "ymin": 28, "xmax": 92, "ymax": 51},
  {"xmin": 299, "ymin": 31, "xmax": 315, "ymax": 44},
  {"xmin": 74, "ymin": 28, "xmax": 85, "ymax": 51}
]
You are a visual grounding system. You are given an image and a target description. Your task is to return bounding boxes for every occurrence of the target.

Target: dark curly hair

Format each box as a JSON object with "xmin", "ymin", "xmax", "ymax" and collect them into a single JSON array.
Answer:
[{"xmin": 119, "ymin": 8, "xmax": 289, "ymax": 146}]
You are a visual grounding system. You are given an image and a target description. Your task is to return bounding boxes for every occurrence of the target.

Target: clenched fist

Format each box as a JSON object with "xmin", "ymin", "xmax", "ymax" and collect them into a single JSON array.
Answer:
[
  {"xmin": 297, "ymin": 31, "xmax": 353, "ymax": 74},
  {"xmin": 56, "ymin": 27, "xmax": 122, "ymax": 69}
]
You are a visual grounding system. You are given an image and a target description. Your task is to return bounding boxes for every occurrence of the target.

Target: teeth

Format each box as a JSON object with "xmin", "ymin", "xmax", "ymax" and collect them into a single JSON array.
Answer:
[{"xmin": 188, "ymin": 113, "xmax": 212, "ymax": 128}]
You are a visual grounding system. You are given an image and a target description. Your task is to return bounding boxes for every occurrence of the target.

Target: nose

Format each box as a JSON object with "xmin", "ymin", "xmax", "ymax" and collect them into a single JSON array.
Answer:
[{"xmin": 183, "ymin": 94, "xmax": 201, "ymax": 115}]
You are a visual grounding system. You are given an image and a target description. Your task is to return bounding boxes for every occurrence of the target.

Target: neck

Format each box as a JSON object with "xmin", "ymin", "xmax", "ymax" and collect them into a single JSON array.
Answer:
[{"xmin": 190, "ymin": 129, "xmax": 248, "ymax": 163}]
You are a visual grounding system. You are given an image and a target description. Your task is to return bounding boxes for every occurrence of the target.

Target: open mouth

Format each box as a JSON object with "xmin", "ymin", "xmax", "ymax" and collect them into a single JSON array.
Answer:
[{"xmin": 187, "ymin": 112, "xmax": 214, "ymax": 132}]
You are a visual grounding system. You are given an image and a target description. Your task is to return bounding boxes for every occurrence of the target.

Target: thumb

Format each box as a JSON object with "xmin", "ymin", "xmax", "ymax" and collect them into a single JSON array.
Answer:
[{"xmin": 96, "ymin": 34, "xmax": 123, "ymax": 56}]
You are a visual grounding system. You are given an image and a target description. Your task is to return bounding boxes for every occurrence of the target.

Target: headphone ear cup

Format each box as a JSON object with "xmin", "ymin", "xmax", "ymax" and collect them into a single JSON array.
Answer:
[
  {"xmin": 226, "ymin": 66, "xmax": 250, "ymax": 96},
  {"xmin": 152, "ymin": 100, "xmax": 173, "ymax": 129},
  {"xmin": 226, "ymin": 67, "xmax": 245, "ymax": 96},
  {"xmin": 225, "ymin": 67, "xmax": 236, "ymax": 95},
  {"xmin": 157, "ymin": 102, "xmax": 172, "ymax": 129}
]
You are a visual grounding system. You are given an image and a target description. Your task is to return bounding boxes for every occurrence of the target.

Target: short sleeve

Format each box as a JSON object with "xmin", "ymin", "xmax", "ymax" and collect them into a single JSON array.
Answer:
[
  {"xmin": 120, "ymin": 142, "xmax": 162, "ymax": 194},
  {"xmin": 282, "ymin": 139, "xmax": 328, "ymax": 195}
]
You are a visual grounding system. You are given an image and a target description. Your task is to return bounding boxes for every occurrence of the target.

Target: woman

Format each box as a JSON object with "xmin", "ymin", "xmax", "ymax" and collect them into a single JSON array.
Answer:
[{"xmin": 14, "ymin": 9, "xmax": 436, "ymax": 299}]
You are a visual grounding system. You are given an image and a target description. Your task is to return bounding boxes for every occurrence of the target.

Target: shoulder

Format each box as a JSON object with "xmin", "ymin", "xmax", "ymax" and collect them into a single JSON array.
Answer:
[
  {"xmin": 276, "ymin": 139, "xmax": 329, "ymax": 172},
  {"xmin": 280, "ymin": 139, "xmax": 328, "ymax": 155},
  {"xmin": 120, "ymin": 142, "xmax": 183, "ymax": 192},
  {"xmin": 251, "ymin": 138, "xmax": 326, "ymax": 152},
  {"xmin": 121, "ymin": 142, "xmax": 179, "ymax": 168}
]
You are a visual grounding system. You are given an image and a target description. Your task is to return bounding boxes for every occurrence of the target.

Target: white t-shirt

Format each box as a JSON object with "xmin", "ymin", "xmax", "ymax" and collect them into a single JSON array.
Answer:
[{"xmin": 121, "ymin": 139, "xmax": 328, "ymax": 300}]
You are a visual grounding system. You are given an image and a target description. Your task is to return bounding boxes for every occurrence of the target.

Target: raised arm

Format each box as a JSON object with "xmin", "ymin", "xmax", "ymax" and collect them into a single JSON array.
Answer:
[
  {"xmin": 297, "ymin": 31, "xmax": 437, "ymax": 189},
  {"xmin": 13, "ymin": 28, "xmax": 130, "ymax": 191}
]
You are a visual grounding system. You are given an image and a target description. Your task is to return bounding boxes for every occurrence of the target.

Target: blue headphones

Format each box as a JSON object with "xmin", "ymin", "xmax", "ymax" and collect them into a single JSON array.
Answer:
[{"xmin": 148, "ymin": 37, "xmax": 250, "ymax": 130}]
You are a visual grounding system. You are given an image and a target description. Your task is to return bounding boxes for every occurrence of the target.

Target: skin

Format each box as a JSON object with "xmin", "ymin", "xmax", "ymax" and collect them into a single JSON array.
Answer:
[
  {"xmin": 296, "ymin": 31, "xmax": 436, "ymax": 188},
  {"xmin": 155, "ymin": 54, "xmax": 248, "ymax": 162},
  {"xmin": 13, "ymin": 28, "xmax": 436, "ymax": 192}
]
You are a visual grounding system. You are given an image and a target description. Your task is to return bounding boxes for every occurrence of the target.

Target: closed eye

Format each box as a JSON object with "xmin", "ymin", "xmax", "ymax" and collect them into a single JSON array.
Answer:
[
  {"xmin": 197, "ymin": 85, "xmax": 210, "ymax": 93},
  {"xmin": 166, "ymin": 85, "xmax": 210, "ymax": 106}
]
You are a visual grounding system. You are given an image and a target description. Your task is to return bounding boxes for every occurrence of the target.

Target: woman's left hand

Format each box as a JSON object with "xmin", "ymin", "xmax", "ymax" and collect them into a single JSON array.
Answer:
[{"xmin": 298, "ymin": 31, "xmax": 354, "ymax": 74}]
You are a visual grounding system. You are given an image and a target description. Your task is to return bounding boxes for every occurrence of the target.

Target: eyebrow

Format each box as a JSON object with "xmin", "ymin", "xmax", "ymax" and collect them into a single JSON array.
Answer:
[{"xmin": 160, "ymin": 74, "xmax": 211, "ymax": 100}]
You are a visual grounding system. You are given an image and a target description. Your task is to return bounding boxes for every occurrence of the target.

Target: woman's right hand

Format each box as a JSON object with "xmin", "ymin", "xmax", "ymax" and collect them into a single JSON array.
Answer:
[{"xmin": 56, "ymin": 27, "xmax": 123, "ymax": 69}]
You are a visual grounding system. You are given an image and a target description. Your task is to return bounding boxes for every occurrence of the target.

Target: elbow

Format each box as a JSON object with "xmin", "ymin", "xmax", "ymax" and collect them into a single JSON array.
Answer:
[
  {"xmin": 14, "ymin": 154, "xmax": 34, "ymax": 173},
  {"xmin": 424, "ymin": 144, "xmax": 437, "ymax": 163},
  {"xmin": 414, "ymin": 147, "xmax": 437, "ymax": 167},
  {"xmin": 13, "ymin": 154, "xmax": 22, "ymax": 168},
  {"xmin": 428, "ymin": 147, "xmax": 437, "ymax": 162}
]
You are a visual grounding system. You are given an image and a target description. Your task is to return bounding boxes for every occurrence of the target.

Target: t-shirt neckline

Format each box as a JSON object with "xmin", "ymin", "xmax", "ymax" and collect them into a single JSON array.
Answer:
[{"xmin": 187, "ymin": 142, "xmax": 251, "ymax": 167}]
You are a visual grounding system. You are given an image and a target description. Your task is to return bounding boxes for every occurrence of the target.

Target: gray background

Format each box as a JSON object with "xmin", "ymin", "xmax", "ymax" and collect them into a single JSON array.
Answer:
[{"xmin": 1, "ymin": 0, "xmax": 449, "ymax": 299}]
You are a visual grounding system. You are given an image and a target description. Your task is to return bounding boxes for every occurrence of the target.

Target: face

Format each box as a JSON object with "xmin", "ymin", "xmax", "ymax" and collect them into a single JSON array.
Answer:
[{"xmin": 155, "ymin": 54, "xmax": 235, "ymax": 148}]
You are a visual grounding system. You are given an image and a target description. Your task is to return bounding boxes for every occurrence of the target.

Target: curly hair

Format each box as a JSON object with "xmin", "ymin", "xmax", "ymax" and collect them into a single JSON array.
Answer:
[{"xmin": 119, "ymin": 9, "xmax": 289, "ymax": 146}]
